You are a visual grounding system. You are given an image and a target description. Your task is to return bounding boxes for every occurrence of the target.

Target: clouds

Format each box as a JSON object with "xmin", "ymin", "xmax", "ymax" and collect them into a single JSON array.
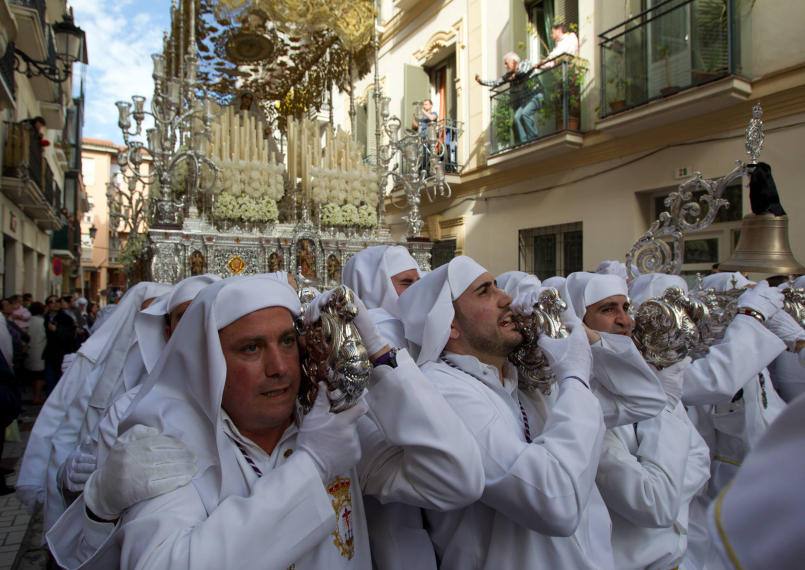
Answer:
[{"xmin": 72, "ymin": 0, "xmax": 169, "ymax": 142}]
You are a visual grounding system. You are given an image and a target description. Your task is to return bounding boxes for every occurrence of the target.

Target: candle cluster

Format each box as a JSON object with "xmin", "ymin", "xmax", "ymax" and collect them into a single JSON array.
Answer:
[
  {"xmin": 286, "ymin": 116, "xmax": 378, "ymax": 227},
  {"xmin": 207, "ymin": 105, "xmax": 285, "ymax": 224}
]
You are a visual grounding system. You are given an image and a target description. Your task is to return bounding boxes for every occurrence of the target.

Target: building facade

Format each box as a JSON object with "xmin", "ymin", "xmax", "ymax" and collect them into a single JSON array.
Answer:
[
  {"xmin": 0, "ymin": 0, "xmax": 87, "ymax": 299},
  {"xmin": 343, "ymin": 0, "xmax": 805, "ymax": 280}
]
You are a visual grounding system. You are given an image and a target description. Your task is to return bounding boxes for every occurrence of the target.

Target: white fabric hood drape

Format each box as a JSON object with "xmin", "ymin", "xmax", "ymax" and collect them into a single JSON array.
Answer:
[
  {"xmin": 121, "ymin": 275, "xmax": 302, "ymax": 513},
  {"xmin": 342, "ymin": 245, "xmax": 419, "ymax": 318},
  {"xmin": 496, "ymin": 271, "xmax": 541, "ymax": 298},
  {"xmin": 398, "ymin": 256, "xmax": 486, "ymax": 365},
  {"xmin": 85, "ymin": 282, "xmax": 174, "ymax": 410},
  {"xmin": 701, "ymin": 272, "xmax": 752, "ymax": 292},
  {"xmin": 542, "ymin": 276, "xmax": 567, "ymax": 290},
  {"xmin": 629, "ymin": 273, "xmax": 689, "ymax": 307},
  {"xmin": 137, "ymin": 275, "xmax": 223, "ymax": 374},
  {"xmin": 595, "ymin": 260, "xmax": 639, "ymax": 280},
  {"xmin": 561, "ymin": 272, "xmax": 629, "ymax": 320}
]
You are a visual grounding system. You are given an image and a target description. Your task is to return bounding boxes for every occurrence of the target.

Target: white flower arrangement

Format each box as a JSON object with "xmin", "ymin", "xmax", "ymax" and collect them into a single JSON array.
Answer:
[
  {"xmin": 321, "ymin": 202, "xmax": 343, "ymax": 226},
  {"xmin": 213, "ymin": 192, "xmax": 278, "ymax": 223},
  {"xmin": 340, "ymin": 203, "xmax": 359, "ymax": 226},
  {"xmin": 357, "ymin": 204, "xmax": 376, "ymax": 228},
  {"xmin": 213, "ymin": 160, "xmax": 286, "ymax": 204}
]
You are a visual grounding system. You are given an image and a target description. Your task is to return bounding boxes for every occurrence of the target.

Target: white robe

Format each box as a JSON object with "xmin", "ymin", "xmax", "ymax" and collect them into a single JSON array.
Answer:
[
  {"xmin": 47, "ymin": 349, "xmax": 484, "ymax": 569},
  {"xmin": 597, "ymin": 401, "xmax": 710, "ymax": 570},
  {"xmin": 682, "ymin": 315, "xmax": 785, "ymax": 405},
  {"xmin": 590, "ymin": 333, "xmax": 667, "ymax": 428},
  {"xmin": 768, "ymin": 350, "xmax": 805, "ymax": 403},
  {"xmin": 421, "ymin": 354, "xmax": 613, "ymax": 570}
]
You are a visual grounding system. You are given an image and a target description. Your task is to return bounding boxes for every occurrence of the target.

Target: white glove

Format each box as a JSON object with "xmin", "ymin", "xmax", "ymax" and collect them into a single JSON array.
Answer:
[
  {"xmin": 60, "ymin": 442, "xmax": 97, "ymax": 494},
  {"xmin": 298, "ymin": 383, "xmax": 368, "ymax": 483},
  {"xmin": 511, "ymin": 287, "xmax": 543, "ymax": 316},
  {"xmin": 305, "ymin": 287, "xmax": 389, "ymax": 356},
  {"xmin": 84, "ymin": 425, "xmax": 197, "ymax": 521},
  {"xmin": 538, "ymin": 325, "xmax": 593, "ymax": 387},
  {"xmin": 765, "ymin": 309, "xmax": 805, "ymax": 351},
  {"xmin": 655, "ymin": 358, "xmax": 689, "ymax": 410},
  {"xmin": 738, "ymin": 280, "xmax": 784, "ymax": 320}
]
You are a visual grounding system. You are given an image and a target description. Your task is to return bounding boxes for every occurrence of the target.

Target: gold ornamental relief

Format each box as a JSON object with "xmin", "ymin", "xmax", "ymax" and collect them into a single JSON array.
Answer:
[{"xmin": 226, "ymin": 255, "xmax": 247, "ymax": 274}]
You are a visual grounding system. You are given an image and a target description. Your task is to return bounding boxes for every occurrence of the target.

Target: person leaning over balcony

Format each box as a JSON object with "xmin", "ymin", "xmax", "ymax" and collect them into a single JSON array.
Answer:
[
  {"xmin": 475, "ymin": 52, "xmax": 544, "ymax": 144},
  {"xmin": 535, "ymin": 22, "xmax": 580, "ymax": 70}
]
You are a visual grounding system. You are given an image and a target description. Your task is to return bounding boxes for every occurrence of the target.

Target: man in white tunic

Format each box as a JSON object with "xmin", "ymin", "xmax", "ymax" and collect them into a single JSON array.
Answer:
[
  {"xmin": 398, "ymin": 257, "xmax": 613, "ymax": 569},
  {"xmin": 342, "ymin": 246, "xmax": 440, "ymax": 570},
  {"xmin": 503, "ymin": 270, "xmax": 667, "ymax": 428},
  {"xmin": 594, "ymin": 272, "xmax": 711, "ymax": 570},
  {"xmin": 342, "ymin": 245, "xmax": 420, "ymax": 348},
  {"xmin": 53, "ymin": 275, "xmax": 483, "ymax": 569},
  {"xmin": 17, "ymin": 282, "xmax": 171, "ymax": 531},
  {"xmin": 56, "ymin": 275, "xmax": 223, "ymax": 503},
  {"xmin": 707, "ymin": 392, "xmax": 805, "ymax": 570}
]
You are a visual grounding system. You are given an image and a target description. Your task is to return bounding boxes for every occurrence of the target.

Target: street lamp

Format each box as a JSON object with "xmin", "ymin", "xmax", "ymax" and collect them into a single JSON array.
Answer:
[{"xmin": 14, "ymin": 9, "xmax": 87, "ymax": 84}]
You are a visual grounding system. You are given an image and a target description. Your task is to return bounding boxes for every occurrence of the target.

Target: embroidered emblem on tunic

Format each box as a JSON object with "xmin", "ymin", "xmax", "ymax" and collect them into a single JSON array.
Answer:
[{"xmin": 327, "ymin": 477, "xmax": 354, "ymax": 559}]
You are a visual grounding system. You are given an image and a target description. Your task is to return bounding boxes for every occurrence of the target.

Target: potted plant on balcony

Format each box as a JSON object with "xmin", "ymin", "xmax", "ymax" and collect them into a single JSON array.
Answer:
[{"xmin": 564, "ymin": 57, "xmax": 587, "ymax": 131}]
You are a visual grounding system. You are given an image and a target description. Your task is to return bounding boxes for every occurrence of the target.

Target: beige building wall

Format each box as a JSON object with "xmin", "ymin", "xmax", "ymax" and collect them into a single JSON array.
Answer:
[
  {"xmin": 81, "ymin": 140, "xmax": 120, "ymax": 300},
  {"xmin": 343, "ymin": 0, "xmax": 805, "ymax": 278}
]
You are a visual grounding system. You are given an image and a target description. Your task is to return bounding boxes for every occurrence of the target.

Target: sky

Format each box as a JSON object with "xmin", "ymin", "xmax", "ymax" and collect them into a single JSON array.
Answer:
[{"xmin": 72, "ymin": 0, "xmax": 170, "ymax": 144}]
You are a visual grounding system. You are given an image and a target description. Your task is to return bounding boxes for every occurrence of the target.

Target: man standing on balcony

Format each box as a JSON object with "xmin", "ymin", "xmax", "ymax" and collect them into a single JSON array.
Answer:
[
  {"xmin": 535, "ymin": 23, "xmax": 580, "ymax": 70},
  {"xmin": 476, "ymin": 52, "xmax": 543, "ymax": 144}
]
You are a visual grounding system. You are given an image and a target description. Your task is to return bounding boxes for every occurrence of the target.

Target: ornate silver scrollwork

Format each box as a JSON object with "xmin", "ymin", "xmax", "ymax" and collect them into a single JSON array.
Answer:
[
  {"xmin": 508, "ymin": 288, "xmax": 569, "ymax": 395},
  {"xmin": 626, "ymin": 164, "xmax": 742, "ymax": 280},
  {"xmin": 300, "ymin": 286, "xmax": 371, "ymax": 414},
  {"xmin": 782, "ymin": 287, "xmax": 805, "ymax": 327},
  {"xmin": 632, "ymin": 287, "xmax": 701, "ymax": 369}
]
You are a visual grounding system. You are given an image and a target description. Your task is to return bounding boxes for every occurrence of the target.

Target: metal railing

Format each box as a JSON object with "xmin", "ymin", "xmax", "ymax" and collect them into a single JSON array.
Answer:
[
  {"xmin": 599, "ymin": 0, "xmax": 743, "ymax": 118},
  {"xmin": 413, "ymin": 119, "xmax": 463, "ymax": 173},
  {"xmin": 489, "ymin": 55, "xmax": 583, "ymax": 156},
  {"xmin": 3, "ymin": 121, "xmax": 44, "ymax": 188}
]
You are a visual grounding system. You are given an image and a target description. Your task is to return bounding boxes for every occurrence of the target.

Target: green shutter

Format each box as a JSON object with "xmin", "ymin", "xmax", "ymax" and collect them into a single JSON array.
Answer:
[{"xmin": 402, "ymin": 64, "xmax": 431, "ymax": 123}]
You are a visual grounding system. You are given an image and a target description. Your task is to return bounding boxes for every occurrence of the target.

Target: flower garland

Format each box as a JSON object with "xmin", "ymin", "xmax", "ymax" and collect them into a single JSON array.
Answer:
[
  {"xmin": 213, "ymin": 192, "xmax": 279, "ymax": 223},
  {"xmin": 357, "ymin": 204, "xmax": 377, "ymax": 228},
  {"xmin": 215, "ymin": 160, "xmax": 285, "ymax": 202}
]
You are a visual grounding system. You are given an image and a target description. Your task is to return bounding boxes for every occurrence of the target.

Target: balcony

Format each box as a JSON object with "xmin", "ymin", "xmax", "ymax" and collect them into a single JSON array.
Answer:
[
  {"xmin": 488, "ymin": 55, "xmax": 585, "ymax": 160},
  {"xmin": 2, "ymin": 120, "xmax": 62, "ymax": 229},
  {"xmin": 598, "ymin": 0, "xmax": 751, "ymax": 133},
  {"xmin": 9, "ymin": 0, "xmax": 47, "ymax": 62}
]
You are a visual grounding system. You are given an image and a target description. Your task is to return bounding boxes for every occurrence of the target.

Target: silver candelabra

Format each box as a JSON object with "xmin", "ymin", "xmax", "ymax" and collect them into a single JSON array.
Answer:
[{"xmin": 113, "ymin": 0, "xmax": 218, "ymax": 227}]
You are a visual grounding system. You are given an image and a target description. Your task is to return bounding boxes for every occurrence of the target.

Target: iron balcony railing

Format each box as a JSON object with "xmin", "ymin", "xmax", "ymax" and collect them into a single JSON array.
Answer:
[
  {"xmin": 489, "ymin": 55, "xmax": 584, "ymax": 156},
  {"xmin": 414, "ymin": 119, "xmax": 464, "ymax": 173},
  {"xmin": 599, "ymin": 0, "xmax": 744, "ymax": 118},
  {"xmin": 3, "ymin": 121, "xmax": 44, "ymax": 188}
]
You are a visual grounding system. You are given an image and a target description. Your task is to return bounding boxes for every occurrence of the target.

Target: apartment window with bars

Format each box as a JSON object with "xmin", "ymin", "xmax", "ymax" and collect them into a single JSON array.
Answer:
[{"xmin": 518, "ymin": 221, "xmax": 583, "ymax": 279}]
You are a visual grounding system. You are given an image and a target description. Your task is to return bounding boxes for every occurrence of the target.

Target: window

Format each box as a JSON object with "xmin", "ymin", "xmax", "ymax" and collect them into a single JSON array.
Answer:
[
  {"xmin": 526, "ymin": 0, "xmax": 579, "ymax": 61},
  {"xmin": 519, "ymin": 222, "xmax": 583, "ymax": 279}
]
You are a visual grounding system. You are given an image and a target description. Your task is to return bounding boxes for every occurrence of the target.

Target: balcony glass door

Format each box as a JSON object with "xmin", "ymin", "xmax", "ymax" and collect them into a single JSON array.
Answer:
[{"xmin": 647, "ymin": 0, "xmax": 691, "ymax": 98}]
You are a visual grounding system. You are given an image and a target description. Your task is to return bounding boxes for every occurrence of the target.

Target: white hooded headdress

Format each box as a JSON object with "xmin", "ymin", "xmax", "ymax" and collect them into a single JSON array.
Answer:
[
  {"xmin": 596, "ymin": 260, "xmax": 639, "ymax": 281},
  {"xmin": 561, "ymin": 272, "xmax": 629, "ymax": 320},
  {"xmin": 629, "ymin": 273, "xmax": 689, "ymax": 307},
  {"xmin": 121, "ymin": 275, "xmax": 301, "ymax": 512},
  {"xmin": 496, "ymin": 271, "xmax": 542, "ymax": 298},
  {"xmin": 342, "ymin": 245, "xmax": 419, "ymax": 318},
  {"xmin": 542, "ymin": 276, "xmax": 567, "ymax": 290},
  {"xmin": 398, "ymin": 256, "xmax": 487, "ymax": 365},
  {"xmin": 701, "ymin": 272, "xmax": 752, "ymax": 292}
]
